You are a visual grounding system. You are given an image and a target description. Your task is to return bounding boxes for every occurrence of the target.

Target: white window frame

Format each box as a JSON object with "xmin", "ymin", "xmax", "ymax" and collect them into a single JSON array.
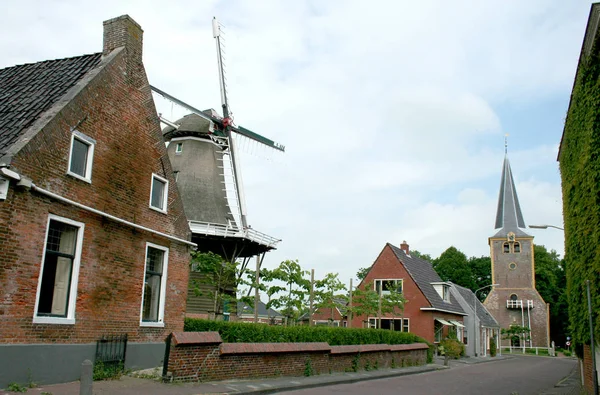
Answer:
[
  {"xmin": 175, "ymin": 142, "xmax": 183, "ymax": 154},
  {"xmin": 139, "ymin": 242, "xmax": 169, "ymax": 327},
  {"xmin": 33, "ymin": 214, "xmax": 85, "ymax": 325},
  {"xmin": 67, "ymin": 131, "xmax": 95, "ymax": 183},
  {"xmin": 374, "ymin": 279, "xmax": 403, "ymax": 296},
  {"xmin": 149, "ymin": 173, "xmax": 168, "ymax": 213},
  {"xmin": 367, "ymin": 317, "xmax": 409, "ymax": 332}
]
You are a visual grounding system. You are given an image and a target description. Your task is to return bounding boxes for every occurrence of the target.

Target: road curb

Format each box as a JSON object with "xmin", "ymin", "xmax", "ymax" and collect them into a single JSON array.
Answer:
[{"xmin": 221, "ymin": 365, "xmax": 447, "ymax": 394}]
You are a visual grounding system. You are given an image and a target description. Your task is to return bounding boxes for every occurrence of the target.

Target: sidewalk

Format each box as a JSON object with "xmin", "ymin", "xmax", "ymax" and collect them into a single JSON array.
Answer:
[{"xmin": 2, "ymin": 355, "xmax": 582, "ymax": 395}]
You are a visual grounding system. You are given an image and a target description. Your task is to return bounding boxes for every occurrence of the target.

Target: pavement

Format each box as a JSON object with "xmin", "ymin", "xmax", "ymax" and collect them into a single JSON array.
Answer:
[{"xmin": 1, "ymin": 354, "xmax": 582, "ymax": 395}]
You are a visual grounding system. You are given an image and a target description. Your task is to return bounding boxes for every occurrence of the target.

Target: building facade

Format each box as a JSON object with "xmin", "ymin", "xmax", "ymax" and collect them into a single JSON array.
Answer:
[
  {"xmin": 0, "ymin": 16, "xmax": 193, "ymax": 387},
  {"xmin": 483, "ymin": 156, "xmax": 549, "ymax": 349},
  {"xmin": 352, "ymin": 242, "xmax": 466, "ymax": 344}
]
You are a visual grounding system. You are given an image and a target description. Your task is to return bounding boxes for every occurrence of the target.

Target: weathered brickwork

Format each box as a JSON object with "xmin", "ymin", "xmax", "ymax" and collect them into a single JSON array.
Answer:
[
  {"xmin": 0, "ymin": 16, "xmax": 191, "ymax": 345},
  {"xmin": 165, "ymin": 332, "xmax": 428, "ymax": 382},
  {"xmin": 484, "ymin": 237, "xmax": 549, "ymax": 348}
]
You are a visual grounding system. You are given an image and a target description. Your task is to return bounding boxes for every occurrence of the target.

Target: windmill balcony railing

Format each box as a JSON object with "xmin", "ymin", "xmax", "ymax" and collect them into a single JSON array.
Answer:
[{"xmin": 189, "ymin": 221, "xmax": 281, "ymax": 248}]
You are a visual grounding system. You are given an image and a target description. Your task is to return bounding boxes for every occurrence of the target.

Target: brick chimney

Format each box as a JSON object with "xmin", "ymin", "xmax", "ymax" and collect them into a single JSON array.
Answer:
[
  {"xmin": 400, "ymin": 241, "xmax": 409, "ymax": 255},
  {"xmin": 102, "ymin": 15, "xmax": 144, "ymax": 87}
]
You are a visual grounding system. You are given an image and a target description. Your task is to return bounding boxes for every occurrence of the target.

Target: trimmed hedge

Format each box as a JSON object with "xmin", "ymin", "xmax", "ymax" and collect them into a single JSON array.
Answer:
[{"xmin": 184, "ymin": 318, "xmax": 426, "ymax": 346}]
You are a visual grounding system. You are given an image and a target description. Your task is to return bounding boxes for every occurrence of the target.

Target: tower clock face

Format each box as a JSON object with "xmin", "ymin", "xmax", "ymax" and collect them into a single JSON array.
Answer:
[{"xmin": 508, "ymin": 232, "xmax": 515, "ymax": 242}]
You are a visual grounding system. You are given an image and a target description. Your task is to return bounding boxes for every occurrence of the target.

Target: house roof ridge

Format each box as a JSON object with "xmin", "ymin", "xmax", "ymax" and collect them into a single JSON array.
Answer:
[{"xmin": 0, "ymin": 52, "xmax": 102, "ymax": 72}]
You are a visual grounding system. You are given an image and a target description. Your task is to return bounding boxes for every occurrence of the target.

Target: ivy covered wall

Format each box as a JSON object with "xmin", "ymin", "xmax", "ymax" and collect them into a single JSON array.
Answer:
[{"xmin": 559, "ymin": 10, "xmax": 600, "ymax": 349}]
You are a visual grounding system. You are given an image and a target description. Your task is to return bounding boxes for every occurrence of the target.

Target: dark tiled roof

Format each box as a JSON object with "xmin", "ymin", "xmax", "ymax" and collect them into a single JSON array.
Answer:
[
  {"xmin": 0, "ymin": 53, "xmax": 102, "ymax": 157},
  {"xmin": 388, "ymin": 244, "xmax": 465, "ymax": 315},
  {"xmin": 452, "ymin": 284, "xmax": 499, "ymax": 328},
  {"xmin": 237, "ymin": 301, "xmax": 283, "ymax": 318}
]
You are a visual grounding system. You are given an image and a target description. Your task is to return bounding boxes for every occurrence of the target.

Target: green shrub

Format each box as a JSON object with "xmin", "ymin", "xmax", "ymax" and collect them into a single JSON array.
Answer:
[
  {"xmin": 563, "ymin": 350, "xmax": 572, "ymax": 357},
  {"xmin": 93, "ymin": 361, "xmax": 125, "ymax": 381},
  {"xmin": 440, "ymin": 338, "xmax": 463, "ymax": 360},
  {"xmin": 184, "ymin": 318, "xmax": 427, "ymax": 345},
  {"xmin": 7, "ymin": 382, "xmax": 27, "ymax": 392},
  {"xmin": 490, "ymin": 337, "xmax": 497, "ymax": 357},
  {"xmin": 304, "ymin": 359, "xmax": 313, "ymax": 377}
]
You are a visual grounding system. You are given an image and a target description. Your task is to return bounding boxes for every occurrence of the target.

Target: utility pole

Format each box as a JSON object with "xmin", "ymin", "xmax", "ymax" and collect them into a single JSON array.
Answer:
[
  {"xmin": 348, "ymin": 278, "xmax": 353, "ymax": 328},
  {"xmin": 254, "ymin": 255, "xmax": 259, "ymax": 323},
  {"xmin": 309, "ymin": 269, "xmax": 315, "ymax": 326}
]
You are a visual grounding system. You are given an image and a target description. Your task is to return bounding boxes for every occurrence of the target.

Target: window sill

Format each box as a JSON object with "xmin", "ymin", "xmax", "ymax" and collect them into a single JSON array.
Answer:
[
  {"xmin": 33, "ymin": 316, "xmax": 75, "ymax": 325},
  {"xmin": 149, "ymin": 205, "xmax": 168, "ymax": 215},
  {"xmin": 67, "ymin": 171, "xmax": 92, "ymax": 184},
  {"xmin": 140, "ymin": 321, "xmax": 165, "ymax": 328}
]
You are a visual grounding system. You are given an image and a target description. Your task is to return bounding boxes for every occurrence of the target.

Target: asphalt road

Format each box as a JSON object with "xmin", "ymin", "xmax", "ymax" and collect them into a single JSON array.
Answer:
[{"xmin": 279, "ymin": 356, "xmax": 578, "ymax": 395}]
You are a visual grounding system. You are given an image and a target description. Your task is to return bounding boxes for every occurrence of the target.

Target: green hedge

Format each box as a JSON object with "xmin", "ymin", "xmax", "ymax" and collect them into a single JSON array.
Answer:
[
  {"xmin": 559, "ymin": 25, "xmax": 600, "ymax": 352},
  {"xmin": 184, "ymin": 318, "xmax": 426, "ymax": 346}
]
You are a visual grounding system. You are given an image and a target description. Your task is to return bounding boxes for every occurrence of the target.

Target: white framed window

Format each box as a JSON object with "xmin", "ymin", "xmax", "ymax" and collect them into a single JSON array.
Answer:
[
  {"xmin": 175, "ymin": 142, "xmax": 183, "ymax": 154},
  {"xmin": 33, "ymin": 215, "xmax": 85, "ymax": 325},
  {"xmin": 67, "ymin": 131, "xmax": 95, "ymax": 183},
  {"xmin": 374, "ymin": 279, "xmax": 403, "ymax": 295},
  {"xmin": 434, "ymin": 320, "xmax": 443, "ymax": 343},
  {"xmin": 149, "ymin": 174, "xmax": 168, "ymax": 213},
  {"xmin": 140, "ymin": 242, "xmax": 169, "ymax": 327}
]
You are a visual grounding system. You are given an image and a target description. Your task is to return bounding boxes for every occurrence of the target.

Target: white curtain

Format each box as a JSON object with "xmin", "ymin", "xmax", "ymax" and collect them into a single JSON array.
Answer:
[{"xmin": 51, "ymin": 226, "xmax": 77, "ymax": 315}]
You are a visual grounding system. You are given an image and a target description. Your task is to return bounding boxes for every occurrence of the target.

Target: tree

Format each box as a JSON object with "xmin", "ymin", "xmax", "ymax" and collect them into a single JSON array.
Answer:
[
  {"xmin": 534, "ymin": 245, "xmax": 568, "ymax": 344},
  {"xmin": 190, "ymin": 251, "xmax": 238, "ymax": 318},
  {"xmin": 347, "ymin": 281, "xmax": 406, "ymax": 329},
  {"xmin": 314, "ymin": 272, "xmax": 347, "ymax": 326},
  {"xmin": 433, "ymin": 247, "xmax": 475, "ymax": 290},
  {"xmin": 411, "ymin": 250, "xmax": 433, "ymax": 262},
  {"xmin": 468, "ymin": 256, "xmax": 492, "ymax": 300},
  {"xmin": 356, "ymin": 267, "xmax": 370, "ymax": 281},
  {"xmin": 501, "ymin": 325, "xmax": 531, "ymax": 347},
  {"xmin": 265, "ymin": 259, "xmax": 310, "ymax": 325}
]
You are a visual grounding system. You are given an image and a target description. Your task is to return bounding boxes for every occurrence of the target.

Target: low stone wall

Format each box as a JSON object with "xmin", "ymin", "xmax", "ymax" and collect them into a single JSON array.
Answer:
[{"xmin": 165, "ymin": 332, "xmax": 429, "ymax": 382}]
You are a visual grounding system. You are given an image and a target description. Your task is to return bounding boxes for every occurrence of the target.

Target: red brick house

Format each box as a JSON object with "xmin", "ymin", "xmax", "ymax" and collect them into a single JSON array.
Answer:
[
  {"xmin": 300, "ymin": 297, "xmax": 348, "ymax": 327},
  {"xmin": 351, "ymin": 242, "xmax": 466, "ymax": 344},
  {"xmin": 0, "ymin": 15, "xmax": 193, "ymax": 387}
]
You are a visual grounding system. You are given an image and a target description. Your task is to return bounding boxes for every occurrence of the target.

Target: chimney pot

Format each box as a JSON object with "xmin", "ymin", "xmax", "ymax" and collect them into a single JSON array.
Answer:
[{"xmin": 400, "ymin": 241, "xmax": 409, "ymax": 255}]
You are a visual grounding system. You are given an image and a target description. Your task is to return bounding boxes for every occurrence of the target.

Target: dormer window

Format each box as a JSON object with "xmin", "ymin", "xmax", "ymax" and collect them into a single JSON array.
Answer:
[
  {"xmin": 67, "ymin": 131, "xmax": 95, "ymax": 183},
  {"xmin": 431, "ymin": 282, "xmax": 451, "ymax": 302}
]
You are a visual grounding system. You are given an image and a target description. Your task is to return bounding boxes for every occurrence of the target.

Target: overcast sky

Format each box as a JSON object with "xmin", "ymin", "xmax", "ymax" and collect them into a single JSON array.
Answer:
[{"xmin": 1, "ymin": 0, "xmax": 591, "ymax": 284}]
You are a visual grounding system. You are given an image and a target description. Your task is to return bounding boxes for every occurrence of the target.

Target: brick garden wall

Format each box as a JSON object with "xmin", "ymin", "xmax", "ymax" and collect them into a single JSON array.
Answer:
[{"xmin": 165, "ymin": 332, "xmax": 429, "ymax": 382}]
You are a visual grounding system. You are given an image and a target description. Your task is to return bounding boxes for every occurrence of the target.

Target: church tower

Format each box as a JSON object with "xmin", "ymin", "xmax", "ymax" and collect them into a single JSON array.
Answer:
[{"xmin": 483, "ymin": 155, "xmax": 550, "ymax": 348}]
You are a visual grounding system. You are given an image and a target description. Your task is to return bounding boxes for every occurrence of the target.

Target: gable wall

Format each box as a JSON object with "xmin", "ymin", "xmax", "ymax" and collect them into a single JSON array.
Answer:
[
  {"xmin": 350, "ymin": 245, "xmax": 435, "ymax": 340},
  {"xmin": 0, "ymin": 48, "xmax": 191, "ymax": 344}
]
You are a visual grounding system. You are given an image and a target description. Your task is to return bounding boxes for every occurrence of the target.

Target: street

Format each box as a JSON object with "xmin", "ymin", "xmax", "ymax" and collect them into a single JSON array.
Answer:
[{"xmin": 279, "ymin": 356, "xmax": 578, "ymax": 395}]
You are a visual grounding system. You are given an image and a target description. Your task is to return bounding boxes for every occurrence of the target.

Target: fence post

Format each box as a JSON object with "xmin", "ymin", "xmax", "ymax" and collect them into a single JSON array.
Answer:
[
  {"xmin": 80, "ymin": 360, "xmax": 93, "ymax": 395},
  {"xmin": 162, "ymin": 333, "xmax": 172, "ymax": 381}
]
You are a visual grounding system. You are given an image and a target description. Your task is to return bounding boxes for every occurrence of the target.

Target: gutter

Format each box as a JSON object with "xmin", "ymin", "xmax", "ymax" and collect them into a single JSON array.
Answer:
[
  {"xmin": 420, "ymin": 307, "xmax": 468, "ymax": 316},
  {"xmin": 29, "ymin": 183, "xmax": 196, "ymax": 247}
]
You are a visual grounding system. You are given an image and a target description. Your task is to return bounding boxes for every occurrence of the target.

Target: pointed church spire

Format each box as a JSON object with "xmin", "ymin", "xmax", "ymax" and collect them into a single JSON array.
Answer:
[{"xmin": 493, "ymin": 154, "xmax": 529, "ymax": 237}]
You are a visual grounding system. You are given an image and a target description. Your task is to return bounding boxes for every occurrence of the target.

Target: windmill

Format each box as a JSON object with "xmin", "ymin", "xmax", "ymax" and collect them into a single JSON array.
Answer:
[{"xmin": 151, "ymin": 17, "xmax": 285, "ymax": 315}]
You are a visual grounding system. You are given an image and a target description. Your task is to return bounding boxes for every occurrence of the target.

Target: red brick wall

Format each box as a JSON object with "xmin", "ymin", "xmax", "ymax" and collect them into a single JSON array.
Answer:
[
  {"xmin": 165, "ymin": 332, "xmax": 429, "ymax": 382},
  {"xmin": 350, "ymin": 245, "xmax": 464, "ymax": 343},
  {"xmin": 0, "ymin": 25, "xmax": 190, "ymax": 344},
  {"xmin": 582, "ymin": 344, "xmax": 599, "ymax": 394}
]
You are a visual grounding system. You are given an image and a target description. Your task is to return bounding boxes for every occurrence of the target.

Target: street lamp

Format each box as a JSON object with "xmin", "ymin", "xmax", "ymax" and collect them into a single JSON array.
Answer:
[
  {"xmin": 529, "ymin": 224, "xmax": 564, "ymax": 230},
  {"xmin": 473, "ymin": 284, "xmax": 499, "ymax": 357}
]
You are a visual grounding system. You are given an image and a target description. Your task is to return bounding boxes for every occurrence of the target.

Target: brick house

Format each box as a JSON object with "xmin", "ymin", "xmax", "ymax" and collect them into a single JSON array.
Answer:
[
  {"xmin": 0, "ymin": 15, "xmax": 193, "ymax": 387},
  {"xmin": 237, "ymin": 300, "xmax": 284, "ymax": 325},
  {"xmin": 351, "ymin": 242, "xmax": 466, "ymax": 344},
  {"xmin": 300, "ymin": 297, "xmax": 348, "ymax": 327}
]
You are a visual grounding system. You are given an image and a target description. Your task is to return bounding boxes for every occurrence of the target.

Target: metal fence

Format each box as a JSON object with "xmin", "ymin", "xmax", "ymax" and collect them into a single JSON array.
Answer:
[{"xmin": 95, "ymin": 334, "xmax": 128, "ymax": 366}]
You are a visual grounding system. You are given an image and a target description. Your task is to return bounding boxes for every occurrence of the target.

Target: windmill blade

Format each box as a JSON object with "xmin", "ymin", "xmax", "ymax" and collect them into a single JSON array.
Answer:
[{"xmin": 234, "ymin": 125, "xmax": 285, "ymax": 152}]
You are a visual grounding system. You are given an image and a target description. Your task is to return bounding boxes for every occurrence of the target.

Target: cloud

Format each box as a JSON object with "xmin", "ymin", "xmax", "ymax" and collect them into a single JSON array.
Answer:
[{"xmin": 0, "ymin": 0, "xmax": 582, "ymax": 283}]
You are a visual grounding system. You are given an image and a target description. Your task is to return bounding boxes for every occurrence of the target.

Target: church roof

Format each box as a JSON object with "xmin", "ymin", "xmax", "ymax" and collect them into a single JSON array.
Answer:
[{"xmin": 493, "ymin": 155, "xmax": 530, "ymax": 238}]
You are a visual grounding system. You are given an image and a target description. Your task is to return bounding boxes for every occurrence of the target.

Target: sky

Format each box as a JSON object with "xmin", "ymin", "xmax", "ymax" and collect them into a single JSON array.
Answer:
[{"xmin": 0, "ymin": 0, "xmax": 591, "ymax": 284}]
